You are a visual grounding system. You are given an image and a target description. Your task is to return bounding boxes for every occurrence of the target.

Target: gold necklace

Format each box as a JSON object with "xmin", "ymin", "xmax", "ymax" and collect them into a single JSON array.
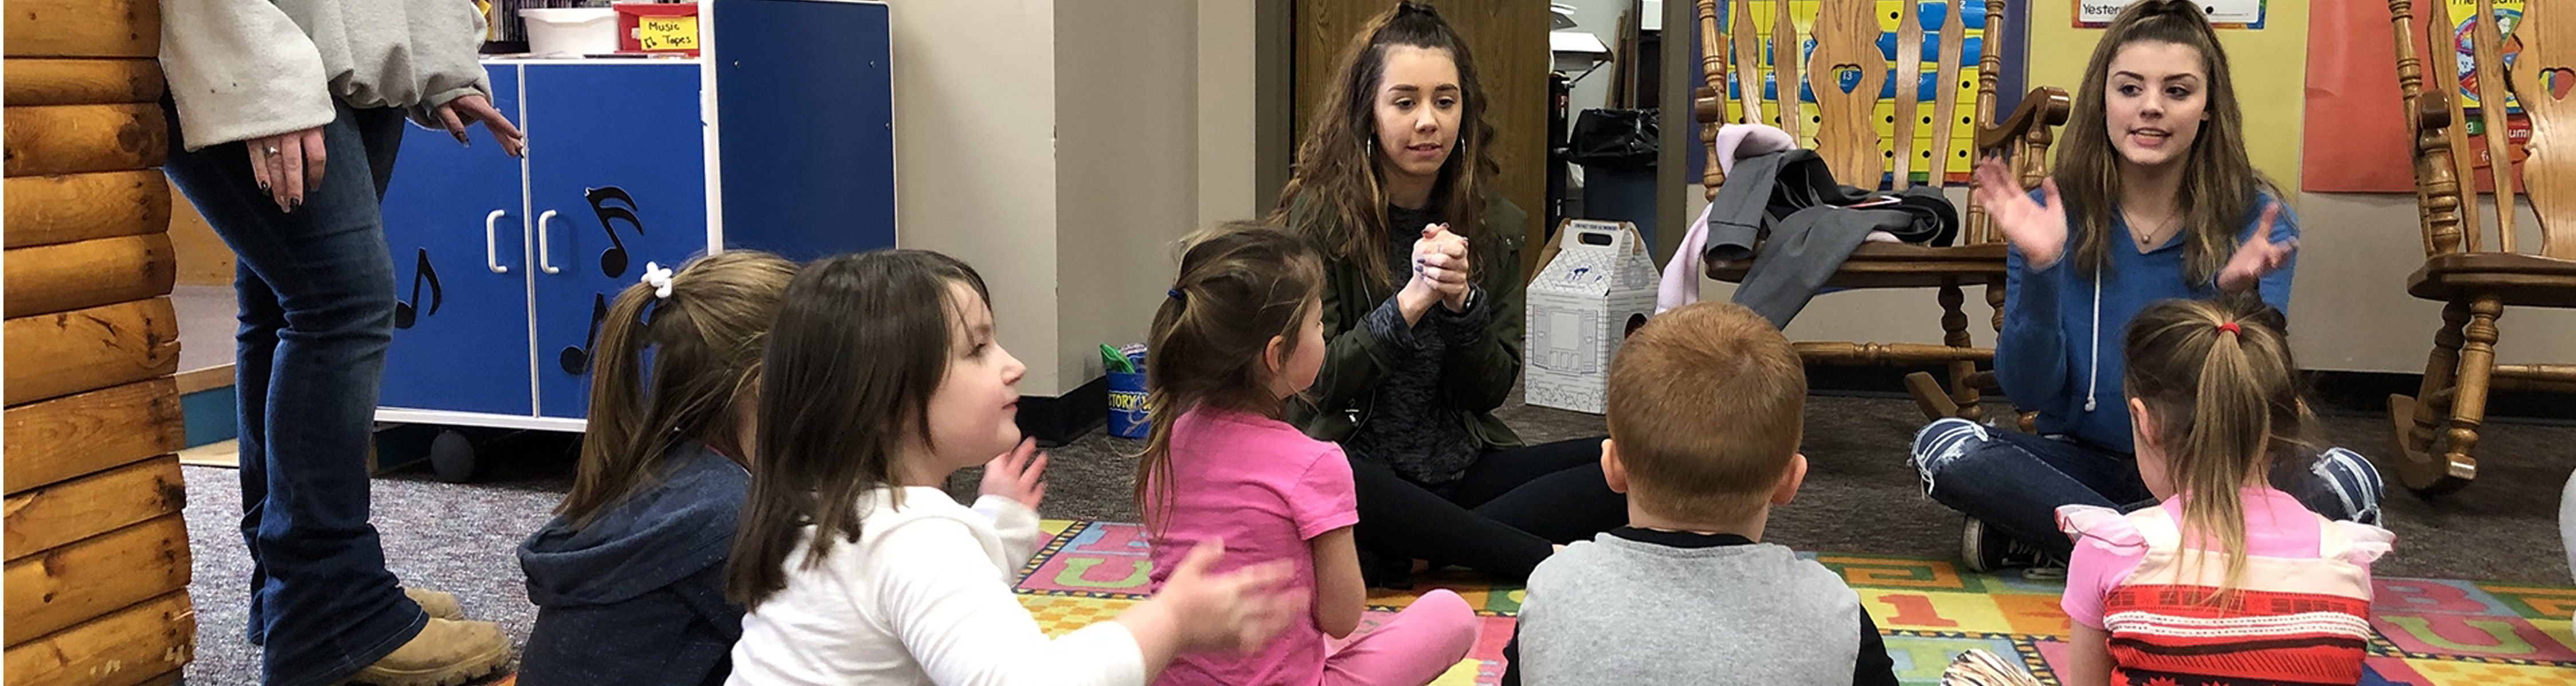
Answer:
[{"xmin": 2127, "ymin": 211, "xmax": 2181, "ymax": 249}]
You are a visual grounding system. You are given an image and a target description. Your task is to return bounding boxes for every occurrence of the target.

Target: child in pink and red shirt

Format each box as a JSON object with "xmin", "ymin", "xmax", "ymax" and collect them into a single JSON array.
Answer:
[
  {"xmin": 2051, "ymin": 298, "xmax": 2392, "ymax": 686},
  {"xmin": 1136, "ymin": 225, "xmax": 1478, "ymax": 686}
]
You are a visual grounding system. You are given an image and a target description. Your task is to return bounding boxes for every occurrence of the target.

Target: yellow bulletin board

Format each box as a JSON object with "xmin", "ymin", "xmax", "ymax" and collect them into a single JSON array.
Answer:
[
  {"xmin": 1721, "ymin": 1, "xmax": 1987, "ymax": 184},
  {"xmin": 2027, "ymin": 0, "xmax": 2311, "ymax": 194}
]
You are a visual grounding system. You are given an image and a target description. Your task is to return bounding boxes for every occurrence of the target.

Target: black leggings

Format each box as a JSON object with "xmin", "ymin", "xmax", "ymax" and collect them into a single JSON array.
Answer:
[{"xmin": 1349, "ymin": 437, "xmax": 1629, "ymax": 581}]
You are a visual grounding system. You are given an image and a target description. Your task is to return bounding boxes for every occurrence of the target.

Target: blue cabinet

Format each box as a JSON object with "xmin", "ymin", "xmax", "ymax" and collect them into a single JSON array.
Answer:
[
  {"xmin": 525, "ymin": 64, "xmax": 711, "ymax": 418},
  {"xmin": 379, "ymin": 67, "xmax": 532, "ymax": 417},
  {"xmin": 374, "ymin": 0, "xmax": 891, "ymax": 432},
  {"xmin": 713, "ymin": 0, "xmax": 897, "ymax": 259}
]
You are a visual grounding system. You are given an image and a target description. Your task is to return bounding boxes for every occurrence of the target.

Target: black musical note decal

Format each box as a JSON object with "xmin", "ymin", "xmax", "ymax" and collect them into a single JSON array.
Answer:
[
  {"xmin": 559, "ymin": 293, "xmax": 608, "ymax": 375},
  {"xmin": 394, "ymin": 248, "xmax": 443, "ymax": 329},
  {"xmin": 585, "ymin": 187, "xmax": 643, "ymax": 278}
]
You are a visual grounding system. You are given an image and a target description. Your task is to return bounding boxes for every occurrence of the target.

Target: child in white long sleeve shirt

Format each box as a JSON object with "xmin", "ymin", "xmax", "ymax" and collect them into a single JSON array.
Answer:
[{"xmin": 724, "ymin": 250, "xmax": 1302, "ymax": 686}]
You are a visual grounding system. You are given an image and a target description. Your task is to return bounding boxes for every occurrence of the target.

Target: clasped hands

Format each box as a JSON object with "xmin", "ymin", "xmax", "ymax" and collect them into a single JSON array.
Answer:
[{"xmin": 1400, "ymin": 224, "xmax": 1474, "ymax": 316}]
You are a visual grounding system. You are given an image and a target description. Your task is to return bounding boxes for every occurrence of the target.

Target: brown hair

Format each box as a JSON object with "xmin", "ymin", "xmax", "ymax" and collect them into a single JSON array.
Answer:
[
  {"xmin": 726, "ymin": 249, "xmax": 993, "ymax": 606},
  {"xmin": 561, "ymin": 250, "xmax": 797, "ymax": 530},
  {"xmin": 1135, "ymin": 223, "xmax": 1326, "ymax": 533},
  {"xmin": 1604, "ymin": 302, "xmax": 1807, "ymax": 524},
  {"xmin": 1271, "ymin": 0, "xmax": 1497, "ymax": 288},
  {"xmin": 2122, "ymin": 296, "xmax": 2310, "ymax": 600},
  {"xmin": 2054, "ymin": 0, "xmax": 2274, "ymax": 285}
]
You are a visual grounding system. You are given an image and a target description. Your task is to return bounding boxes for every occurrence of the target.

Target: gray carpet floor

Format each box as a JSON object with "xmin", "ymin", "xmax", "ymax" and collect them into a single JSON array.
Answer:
[{"xmin": 180, "ymin": 389, "xmax": 2576, "ymax": 685}]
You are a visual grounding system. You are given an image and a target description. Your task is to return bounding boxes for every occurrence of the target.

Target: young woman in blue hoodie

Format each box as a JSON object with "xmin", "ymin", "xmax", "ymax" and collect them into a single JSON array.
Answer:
[
  {"xmin": 1906, "ymin": 1, "xmax": 2384, "ymax": 573},
  {"xmin": 518, "ymin": 250, "xmax": 796, "ymax": 686}
]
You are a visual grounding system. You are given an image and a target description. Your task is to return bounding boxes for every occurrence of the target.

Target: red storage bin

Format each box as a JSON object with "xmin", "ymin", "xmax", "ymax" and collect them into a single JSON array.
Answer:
[{"xmin": 616, "ymin": 3, "xmax": 700, "ymax": 56}]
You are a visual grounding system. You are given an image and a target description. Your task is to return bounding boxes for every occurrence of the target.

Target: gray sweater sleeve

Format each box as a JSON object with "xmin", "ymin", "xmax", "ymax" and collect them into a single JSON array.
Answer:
[
  {"xmin": 281, "ymin": 0, "xmax": 494, "ymax": 128},
  {"xmin": 162, "ymin": 0, "xmax": 491, "ymax": 151},
  {"xmin": 160, "ymin": 0, "xmax": 336, "ymax": 150}
]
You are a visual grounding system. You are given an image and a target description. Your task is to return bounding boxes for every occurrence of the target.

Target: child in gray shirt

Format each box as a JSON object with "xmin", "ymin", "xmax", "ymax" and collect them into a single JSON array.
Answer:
[{"xmin": 1503, "ymin": 302, "xmax": 1897, "ymax": 686}]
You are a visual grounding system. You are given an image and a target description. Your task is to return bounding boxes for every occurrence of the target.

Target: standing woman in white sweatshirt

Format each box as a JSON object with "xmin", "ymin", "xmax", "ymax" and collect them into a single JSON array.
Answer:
[{"xmin": 159, "ymin": 2, "xmax": 525, "ymax": 685}]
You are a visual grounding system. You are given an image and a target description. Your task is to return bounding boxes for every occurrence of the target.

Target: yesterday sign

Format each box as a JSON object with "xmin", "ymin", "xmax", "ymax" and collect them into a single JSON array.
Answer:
[{"xmin": 2074, "ymin": 0, "xmax": 2264, "ymax": 29}]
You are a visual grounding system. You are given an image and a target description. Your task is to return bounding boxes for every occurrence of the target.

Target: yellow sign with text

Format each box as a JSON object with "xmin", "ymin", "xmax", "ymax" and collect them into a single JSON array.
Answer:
[{"xmin": 637, "ymin": 15, "xmax": 699, "ymax": 52}]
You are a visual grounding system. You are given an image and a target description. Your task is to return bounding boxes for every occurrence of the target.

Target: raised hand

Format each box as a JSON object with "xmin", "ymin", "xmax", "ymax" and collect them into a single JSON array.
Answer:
[
  {"xmin": 2217, "ymin": 202, "xmax": 2297, "ymax": 293},
  {"xmin": 977, "ymin": 437, "xmax": 1047, "ymax": 510},
  {"xmin": 1974, "ymin": 156, "xmax": 2069, "ymax": 269}
]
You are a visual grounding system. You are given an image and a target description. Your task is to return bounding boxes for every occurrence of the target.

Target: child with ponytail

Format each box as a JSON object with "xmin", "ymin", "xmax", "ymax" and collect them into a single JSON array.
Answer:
[
  {"xmin": 519, "ymin": 250, "xmax": 798, "ymax": 686},
  {"xmin": 2054, "ymin": 297, "xmax": 2394, "ymax": 686},
  {"xmin": 1139, "ymin": 224, "xmax": 1478, "ymax": 686},
  {"xmin": 1911, "ymin": 0, "xmax": 2382, "ymax": 577}
]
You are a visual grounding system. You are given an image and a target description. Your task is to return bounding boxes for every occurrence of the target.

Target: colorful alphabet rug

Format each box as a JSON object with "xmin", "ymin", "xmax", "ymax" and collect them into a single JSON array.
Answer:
[{"xmin": 1014, "ymin": 521, "xmax": 2576, "ymax": 685}]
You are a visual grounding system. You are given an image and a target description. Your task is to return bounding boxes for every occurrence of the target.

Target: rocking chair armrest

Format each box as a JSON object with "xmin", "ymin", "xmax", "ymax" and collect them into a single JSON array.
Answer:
[
  {"xmin": 1975, "ymin": 86, "xmax": 2072, "ymax": 151},
  {"xmin": 2414, "ymin": 88, "xmax": 2455, "ymax": 131}
]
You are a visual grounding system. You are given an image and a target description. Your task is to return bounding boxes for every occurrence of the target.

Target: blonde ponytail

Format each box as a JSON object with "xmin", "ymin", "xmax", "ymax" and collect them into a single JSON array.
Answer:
[{"xmin": 2122, "ymin": 297, "xmax": 2308, "ymax": 600}]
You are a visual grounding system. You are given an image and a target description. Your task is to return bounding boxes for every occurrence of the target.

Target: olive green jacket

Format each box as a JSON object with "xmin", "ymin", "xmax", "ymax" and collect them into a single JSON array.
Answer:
[{"xmin": 1283, "ymin": 191, "xmax": 1531, "ymax": 452}]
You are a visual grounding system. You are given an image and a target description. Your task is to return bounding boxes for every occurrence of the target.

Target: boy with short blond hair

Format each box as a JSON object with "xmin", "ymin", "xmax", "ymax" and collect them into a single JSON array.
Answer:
[{"xmin": 1506, "ymin": 302, "xmax": 1897, "ymax": 686}]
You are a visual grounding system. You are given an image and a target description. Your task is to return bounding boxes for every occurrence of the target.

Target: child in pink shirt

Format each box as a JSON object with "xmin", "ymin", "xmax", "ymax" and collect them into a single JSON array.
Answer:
[
  {"xmin": 1137, "ymin": 224, "xmax": 1479, "ymax": 686},
  {"xmin": 2053, "ymin": 298, "xmax": 2392, "ymax": 686}
]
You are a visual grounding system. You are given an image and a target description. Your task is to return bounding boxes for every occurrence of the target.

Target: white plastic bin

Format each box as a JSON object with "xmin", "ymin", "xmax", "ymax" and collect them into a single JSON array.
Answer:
[{"xmin": 520, "ymin": 7, "xmax": 619, "ymax": 57}]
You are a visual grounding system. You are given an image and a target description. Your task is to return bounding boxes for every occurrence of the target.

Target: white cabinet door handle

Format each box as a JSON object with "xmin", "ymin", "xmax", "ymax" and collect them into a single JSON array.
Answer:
[
  {"xmin": 537, "ymin": 210, "xmax": 563, "ymax": 274},
  {"xmin": 484, "ymin": 210, "xmax": 510, "ymax": 274}
]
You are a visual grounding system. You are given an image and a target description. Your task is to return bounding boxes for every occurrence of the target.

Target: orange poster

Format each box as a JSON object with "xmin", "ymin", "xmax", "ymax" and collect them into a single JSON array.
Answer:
[
  {"xmin": 2302, "ymin": 0, "xmax": 2524, "ymax": 193},
  {"xmin": 2300, "ymin": 0, "xmax": 2416, "ymax": 193}
]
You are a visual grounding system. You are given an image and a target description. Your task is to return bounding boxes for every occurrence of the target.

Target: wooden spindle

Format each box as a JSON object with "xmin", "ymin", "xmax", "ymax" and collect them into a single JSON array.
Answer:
[
  {"xmin": 2506, "ymin": 0, "xmax": 2574, "ymax": 258},
  {"xmin": 1734, "ymin": 0, "xmax": 1763, "ymax": 128},
  {"xmin": 1929, "ymin": 0, "xmax": 1968, "ymax": 199},
  {"xmin": 2470, "ymin": 0, "xmax": 2519, "ymax": 253},
  {"xmin": 1699, "ymin": 0, "xmax": 1728, "ymax": 191},
  {"xmin": 1775, "ymin": 0, "xmax": 1802, "ymax": 143},
  {"xmin": 2412, "ymin": 0, "xmax": 2479, "ymax": 253},
  {"xmin": 1893, "ymin": 0, "xmax": 1925, "ymax": 190},
  {"xmin": 1973, "ymin": 0, "xmax": 2007, "ymax": 243}
]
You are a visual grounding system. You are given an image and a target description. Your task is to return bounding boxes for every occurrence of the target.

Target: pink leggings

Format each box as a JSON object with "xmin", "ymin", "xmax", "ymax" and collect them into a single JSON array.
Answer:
[{"xmin": 1321, "ymin": 589, "xmax": 1480, "ymax": 686}]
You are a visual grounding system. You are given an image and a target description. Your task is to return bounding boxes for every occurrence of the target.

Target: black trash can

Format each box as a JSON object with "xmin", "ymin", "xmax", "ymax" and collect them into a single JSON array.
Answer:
[{"xmin": 1566, "ymin": 108, "xmax": 1660, "ymax": 246}]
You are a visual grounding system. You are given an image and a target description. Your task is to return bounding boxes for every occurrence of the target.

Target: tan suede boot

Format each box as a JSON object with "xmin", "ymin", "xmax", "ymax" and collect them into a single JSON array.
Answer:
[
  {"xmin": 344, "ymin": 618, "xmax": 513, "ymax": 686},
  {"xmin": 403, "ymin": 588, "xmax": 465, "ymax": 620}
]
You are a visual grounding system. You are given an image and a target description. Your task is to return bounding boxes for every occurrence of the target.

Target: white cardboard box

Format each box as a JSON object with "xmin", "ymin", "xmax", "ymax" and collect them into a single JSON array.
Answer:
[{"xmin": 1523, "ymin": 219, "xmax": 1660, "ymax": 414}]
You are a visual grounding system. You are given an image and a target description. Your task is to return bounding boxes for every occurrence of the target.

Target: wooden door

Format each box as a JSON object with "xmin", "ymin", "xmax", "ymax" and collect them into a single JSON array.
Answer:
[{"xmin": 1294, "ymin": 0, "xmax": 1549, "ymax": 273}]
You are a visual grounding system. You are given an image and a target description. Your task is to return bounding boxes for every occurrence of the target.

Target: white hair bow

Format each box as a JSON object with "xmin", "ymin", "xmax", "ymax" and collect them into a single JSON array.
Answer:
[{"xmin": 641, "ymin": 262, "xmax": 675, "ymax": 299}]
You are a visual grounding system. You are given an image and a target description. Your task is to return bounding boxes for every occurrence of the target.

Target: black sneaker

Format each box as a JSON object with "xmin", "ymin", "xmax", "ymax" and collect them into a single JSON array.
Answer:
[{"xmin": 1960, "ymin": 517, "xmax": 2050, "ymax": 573}]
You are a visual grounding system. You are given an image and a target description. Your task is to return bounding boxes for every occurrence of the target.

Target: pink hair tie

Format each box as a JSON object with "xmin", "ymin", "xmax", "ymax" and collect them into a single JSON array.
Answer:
[{"xmin": 2217, "ymin": 322, "xmax": 2240, "ymax": 336}]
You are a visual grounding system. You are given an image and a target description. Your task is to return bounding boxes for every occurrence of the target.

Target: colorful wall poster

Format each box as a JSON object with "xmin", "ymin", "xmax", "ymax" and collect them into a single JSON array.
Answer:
[{"xmin": 2074, "ymin": 0, "xmax": 2264, "ymax": 29}]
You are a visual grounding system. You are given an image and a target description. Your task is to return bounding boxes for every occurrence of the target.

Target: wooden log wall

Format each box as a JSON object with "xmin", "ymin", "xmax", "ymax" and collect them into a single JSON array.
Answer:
[{"xmin": 2, "ymin": 1, "xmax": 196, "ymax": 684}]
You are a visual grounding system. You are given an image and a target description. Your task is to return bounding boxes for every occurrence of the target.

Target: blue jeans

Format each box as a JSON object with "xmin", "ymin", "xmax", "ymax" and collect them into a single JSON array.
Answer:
[
  {"xmin": 163, "ymin": 97, "xmax": 428, "ymax": 686},
  {"xmin": 1908, "ymin": 418, "xmax": 2386, "ymax": 561}
]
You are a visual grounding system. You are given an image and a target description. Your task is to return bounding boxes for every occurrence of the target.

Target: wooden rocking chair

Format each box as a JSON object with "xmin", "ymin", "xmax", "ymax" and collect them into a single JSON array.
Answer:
[
  {"xmin": 2382, "ymin": 0, "xmax": 2576, "ymax": 494},
  {"xmin": 1694, "ymin": 0, "xmax": 2068, "ymax": 421}
]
